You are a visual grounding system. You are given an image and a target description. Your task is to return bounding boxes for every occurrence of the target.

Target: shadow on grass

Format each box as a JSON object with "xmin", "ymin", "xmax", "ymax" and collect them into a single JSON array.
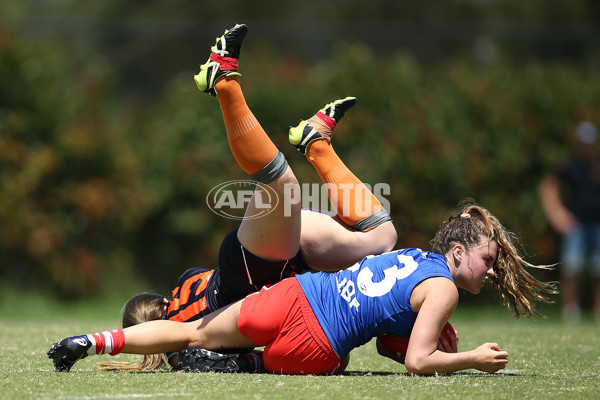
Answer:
[
  {"xmin": 342, "ymin": 370, "xmax": 526, "ymax": 377},
  {"xmin": 53, "ymin": 368, "xmax": 530, "ymax": 377}
]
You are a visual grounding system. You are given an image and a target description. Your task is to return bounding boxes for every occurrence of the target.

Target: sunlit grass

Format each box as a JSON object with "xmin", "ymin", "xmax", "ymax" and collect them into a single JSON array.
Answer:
[{"xmin": 1, "ymin": 295, "xmax": 599, "ymax": 400}]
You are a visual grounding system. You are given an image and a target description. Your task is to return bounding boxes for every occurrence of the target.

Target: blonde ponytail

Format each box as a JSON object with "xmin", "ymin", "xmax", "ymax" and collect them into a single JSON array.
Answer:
[{"xmin": 98, "ymin": 293, "xmax": 170, "ymax": 371}]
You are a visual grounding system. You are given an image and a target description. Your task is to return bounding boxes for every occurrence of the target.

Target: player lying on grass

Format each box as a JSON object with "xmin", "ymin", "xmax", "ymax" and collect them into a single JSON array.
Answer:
[
  {"xmin": 48, "ymin": 23, "xmax": 557, "ymax": 376},
  {"xmin": 49, "ymin": 202, "xmax": 556, "ymax": 375},
  {"xmin": 48, "ymin": 23, "xmax": 398, "ymax": 372}
]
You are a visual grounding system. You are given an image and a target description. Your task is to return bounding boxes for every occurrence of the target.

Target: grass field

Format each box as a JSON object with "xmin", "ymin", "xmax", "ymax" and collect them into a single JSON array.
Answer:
[{"xmin": 1, "ymin": 293, "xmax": 599, "ymax": 400}]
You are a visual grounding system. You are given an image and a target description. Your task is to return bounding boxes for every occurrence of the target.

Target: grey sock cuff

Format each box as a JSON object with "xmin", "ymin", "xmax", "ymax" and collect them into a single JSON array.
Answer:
[
  {"xmin": 251, "ymin": 151, "xmax": 289, "ymax": 184},
  {"xmin": 351, "ymin": 209, "xmax": 392, "ymax": 231}
]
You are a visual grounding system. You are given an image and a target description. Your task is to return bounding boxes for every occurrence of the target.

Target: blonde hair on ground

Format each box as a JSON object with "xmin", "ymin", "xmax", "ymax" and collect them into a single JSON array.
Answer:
[
  {"xmin": 98, "ymin": 293, "xmax": 169, "ymax": 371},
  {"xmin": 431, "ymin": 200, "xmax": 558, "ymax": 318}
]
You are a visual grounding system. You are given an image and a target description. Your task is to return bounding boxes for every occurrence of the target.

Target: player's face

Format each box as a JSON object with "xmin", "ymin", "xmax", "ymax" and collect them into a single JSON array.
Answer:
[{"xmin": 459, "ymin": 237, "xmax": 497, "ymax": 294}]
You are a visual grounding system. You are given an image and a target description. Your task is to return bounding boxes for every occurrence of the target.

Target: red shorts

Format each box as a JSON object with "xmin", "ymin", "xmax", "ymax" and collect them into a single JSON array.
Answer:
[{"xmin": 238, "ymin": 278, "xmax": 344, "ymax": 375}]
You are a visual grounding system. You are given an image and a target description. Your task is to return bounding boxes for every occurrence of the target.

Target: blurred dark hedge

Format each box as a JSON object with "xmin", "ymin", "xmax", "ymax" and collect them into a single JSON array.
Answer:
[{"xmin": 2, "ymin": 2, "xmax": 599, "ymax": 301}]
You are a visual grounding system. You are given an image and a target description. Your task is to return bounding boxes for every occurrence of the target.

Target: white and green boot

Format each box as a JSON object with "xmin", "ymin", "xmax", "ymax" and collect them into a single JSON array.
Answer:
[
  {"xmin": 194, "ymin": 24, "xmax": 248, "ymax": 96},
  {"xmin": 289, "ymin": 96, "xmax": 357, "ymax": 154}
]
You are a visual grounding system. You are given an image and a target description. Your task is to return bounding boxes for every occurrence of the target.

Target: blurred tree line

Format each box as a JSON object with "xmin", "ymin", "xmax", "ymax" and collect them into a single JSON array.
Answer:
[{"xmin": 1, "ymin": 1, "xmax": 599, "ymax": 302}]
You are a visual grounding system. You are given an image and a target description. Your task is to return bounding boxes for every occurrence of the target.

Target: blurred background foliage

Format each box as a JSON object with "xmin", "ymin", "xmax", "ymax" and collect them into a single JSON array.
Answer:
[{"xmin": 1, "ymin": 0, "xmax": 599, "ymax": 306}]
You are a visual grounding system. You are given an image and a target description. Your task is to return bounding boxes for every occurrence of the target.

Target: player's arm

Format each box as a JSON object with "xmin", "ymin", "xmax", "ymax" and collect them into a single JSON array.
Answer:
[
  {"xmin": 405, "ymin": 277, "xmax": 508, "ymax": 375},
  {"xmin": 539, "ymin": 175, "xmax": 576, "ymax": 234}
]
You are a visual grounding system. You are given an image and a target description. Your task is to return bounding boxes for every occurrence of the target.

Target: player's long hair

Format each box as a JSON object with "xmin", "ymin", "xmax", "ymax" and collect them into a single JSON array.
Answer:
[
  {"xmin": 98, "ymin": 293, "xmax": 168, "ymax": 371},
  {"xmin": 430, "ymin": 200, "xmax": 558, "ymax": 318}
]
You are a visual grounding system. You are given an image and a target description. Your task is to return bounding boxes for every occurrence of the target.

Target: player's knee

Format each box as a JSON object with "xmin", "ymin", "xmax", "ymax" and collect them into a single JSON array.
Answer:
[
  {"xmin": 278, "ymin": 168, "xmax": 301, "ymax": 208},
  {"xmin": 368, "ymin": 220, "xmax": 397, "ymax": 253},
  {"xmin": 278, "ymin": 168, "xmax": 299, "ymax": 191},
  {"xmin": 380, "ymin": 221, "xmax": 398, "ymax": 251}
]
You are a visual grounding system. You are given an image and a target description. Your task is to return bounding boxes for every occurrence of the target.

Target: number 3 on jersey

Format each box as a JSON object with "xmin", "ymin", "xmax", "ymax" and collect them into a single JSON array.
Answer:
[{"xmin": 337, "ymin": 253, "xmax": 419, "ymax": 311}]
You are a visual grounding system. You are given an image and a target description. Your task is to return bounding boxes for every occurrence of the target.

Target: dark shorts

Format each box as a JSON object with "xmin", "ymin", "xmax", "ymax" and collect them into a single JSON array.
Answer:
[
  {"xmin": 217, "ymin": 226, "xmax": 308, "ymax": 301},
  {"xmin": 560, "ymin": 222, "xmax": 600, "ymax": 276},
  {"xmin": 238, "ymin": 278, "xmax": 344, "ymax": 375}
]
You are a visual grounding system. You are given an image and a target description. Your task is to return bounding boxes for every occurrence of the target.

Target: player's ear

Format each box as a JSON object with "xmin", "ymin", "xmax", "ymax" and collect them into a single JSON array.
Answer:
[{"xmin": 452, "ymin": 244, "xmax": 465, "ymax": 264}]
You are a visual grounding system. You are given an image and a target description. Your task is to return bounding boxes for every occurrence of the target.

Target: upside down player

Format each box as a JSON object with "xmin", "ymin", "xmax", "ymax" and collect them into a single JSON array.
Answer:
[{"xmin": 49, "ymin": 23, "xmax": 400, "ymax": 372}]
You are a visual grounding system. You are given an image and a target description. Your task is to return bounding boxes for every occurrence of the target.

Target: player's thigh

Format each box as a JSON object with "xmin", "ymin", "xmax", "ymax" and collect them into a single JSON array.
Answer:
[
  {"xmin": 238, "ymin": 168, "xmax": 301, "ymax": 260},
  {"xmin": 300, "ymin": 211, "xmax": 396, "ymax": 270}
]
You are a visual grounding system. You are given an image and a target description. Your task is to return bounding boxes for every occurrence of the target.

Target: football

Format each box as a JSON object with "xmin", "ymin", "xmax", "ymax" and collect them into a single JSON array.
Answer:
[
  {"xmin": 376, "ymin": 322, "xmax": 457, "ymax": 362},
  {"xmin": 376, "ymin": 334, "xmax": 409, "ymax": 361},
  {"xmin": 440, "ymin": 321, "xmax": 458, "ymax": 344}
]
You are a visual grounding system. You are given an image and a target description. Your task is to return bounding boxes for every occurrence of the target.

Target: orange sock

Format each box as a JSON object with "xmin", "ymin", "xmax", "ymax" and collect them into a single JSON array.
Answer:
[
  {"xmin": 306, "ymin": 140, "xmax": 389, "ymax": 231},
  {"xmin": 215, "ymin": 77, "xmax": 284, "ymax": 181}
]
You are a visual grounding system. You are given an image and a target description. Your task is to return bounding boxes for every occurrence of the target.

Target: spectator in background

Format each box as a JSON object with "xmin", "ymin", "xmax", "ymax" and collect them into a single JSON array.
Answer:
[{"xmin": 539, "ymin": 121, "xmax": 600, "ymax": 324}]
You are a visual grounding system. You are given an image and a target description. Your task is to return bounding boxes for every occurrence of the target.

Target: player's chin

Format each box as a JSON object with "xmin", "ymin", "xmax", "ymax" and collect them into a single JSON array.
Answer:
[{"xmin": 469, "ymin": 285, "xmax": 482, "ymax": 294}]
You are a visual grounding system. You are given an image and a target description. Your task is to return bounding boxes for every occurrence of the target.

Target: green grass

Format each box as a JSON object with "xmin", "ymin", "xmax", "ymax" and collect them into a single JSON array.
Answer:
[{"xmin": 1, "ymin": 294, "xmax": 599, "ymax": 400}]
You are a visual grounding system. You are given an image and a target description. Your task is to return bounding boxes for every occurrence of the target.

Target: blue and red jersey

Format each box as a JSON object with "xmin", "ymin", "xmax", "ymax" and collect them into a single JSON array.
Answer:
[{"xmin": 296, "ymin": 248, "xmax": 453, "ymax": 359}]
